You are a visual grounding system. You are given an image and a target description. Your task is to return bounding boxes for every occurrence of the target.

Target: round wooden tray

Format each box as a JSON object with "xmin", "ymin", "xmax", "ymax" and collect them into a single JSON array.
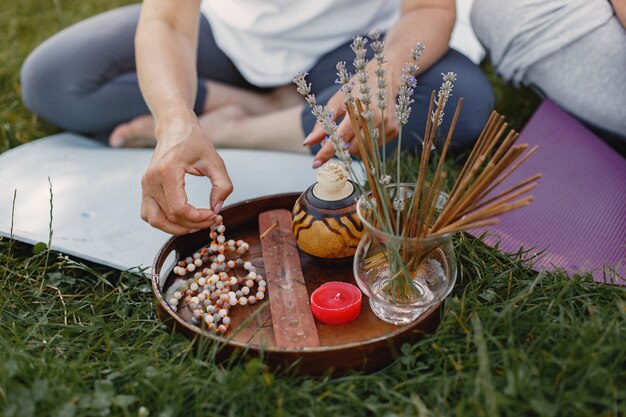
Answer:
[{"xmin": 152, "ymin": 193, "xmax": 441, "ymax": 375}]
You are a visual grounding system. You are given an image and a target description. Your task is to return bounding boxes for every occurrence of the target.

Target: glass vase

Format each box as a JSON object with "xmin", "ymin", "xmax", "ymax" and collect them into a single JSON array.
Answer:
[{"xmin": 353, "ymin": 184, "xmax": 457, "ymax": 325}]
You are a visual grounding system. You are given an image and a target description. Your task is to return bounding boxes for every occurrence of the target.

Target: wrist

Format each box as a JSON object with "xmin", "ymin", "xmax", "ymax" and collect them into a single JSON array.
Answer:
[{"xmin": 154, "ymin": 108, "xmax": 198, "ymax": 143}]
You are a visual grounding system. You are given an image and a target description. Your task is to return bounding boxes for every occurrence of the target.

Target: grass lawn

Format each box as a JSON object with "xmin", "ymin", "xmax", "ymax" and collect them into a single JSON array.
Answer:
[{"xmin": 1, "ymin": 1, "xmax": 624, "ymax": 417}]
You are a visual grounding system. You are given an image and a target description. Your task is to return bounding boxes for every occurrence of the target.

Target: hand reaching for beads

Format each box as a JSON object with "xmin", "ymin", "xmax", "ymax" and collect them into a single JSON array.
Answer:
[{"xmin": 140, "ymin": 114, "xmax": 233, "ymax": 235}]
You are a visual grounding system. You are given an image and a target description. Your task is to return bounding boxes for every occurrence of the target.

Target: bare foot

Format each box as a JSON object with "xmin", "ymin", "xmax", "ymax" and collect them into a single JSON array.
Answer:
[
  {"xmin": 199, "ymin": 105, "xmax": 248, "ymax": 148},
  {"xmin": 109, "ymin": 114, "xmax": 157, "ymax": 148}
]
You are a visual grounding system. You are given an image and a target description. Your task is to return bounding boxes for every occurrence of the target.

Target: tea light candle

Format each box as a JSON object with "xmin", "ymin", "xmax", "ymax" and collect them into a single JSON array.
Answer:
[{"xmin": 310, "ymin": 281, "xmax": 362, "ymax": 325}]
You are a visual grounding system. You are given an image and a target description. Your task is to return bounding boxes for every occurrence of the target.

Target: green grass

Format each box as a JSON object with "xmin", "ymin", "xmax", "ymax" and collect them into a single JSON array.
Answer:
[{"xmin": 1, "ymin": 1, "xmax": 624, "ymax": 417}]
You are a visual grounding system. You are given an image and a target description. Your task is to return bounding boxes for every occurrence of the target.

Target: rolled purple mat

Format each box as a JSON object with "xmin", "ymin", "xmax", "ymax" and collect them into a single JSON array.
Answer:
[{"xmin": 472, "ymin": 100, "xmax": 625, "ymax": 284}]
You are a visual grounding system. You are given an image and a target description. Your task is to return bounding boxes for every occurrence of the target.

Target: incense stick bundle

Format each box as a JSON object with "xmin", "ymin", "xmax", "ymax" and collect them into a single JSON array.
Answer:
[{"xmin": 348, "ymin": 100, "xmax": 541, "ymax": 240}]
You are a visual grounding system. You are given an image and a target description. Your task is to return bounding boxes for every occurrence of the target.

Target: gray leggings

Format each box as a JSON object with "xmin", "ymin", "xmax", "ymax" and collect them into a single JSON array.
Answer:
[{"xmin": 21, "ymin": 4, "xmax": 495, "ymax": 152}]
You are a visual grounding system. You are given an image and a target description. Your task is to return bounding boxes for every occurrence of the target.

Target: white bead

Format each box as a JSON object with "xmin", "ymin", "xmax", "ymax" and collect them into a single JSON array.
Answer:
[
  {"xmin": 229, "ymin": 277, "xmax": 237, "ymax": 286},
  {"xmin": 217, "ymin": 235, "xmax": 226, "ymax": 243},
  {"xmin": 258, "ymin": 287, "xmax": 266, "ymax": 293},
  {"xmin": 241, "ymin": 287, "xmax": 250, "ymax": 295},
  {"xmin": 194, "ymin": 259, "xmax": 203, "ymax": 267},
  {"xmin": 205, "ymin": 314, "xmax": 214, "ymax": 323},
  {"xmin": 237, "ymin": 247, "xmax": 246, "ymax": 255},
  {"xmin": 173, "ymin": 266, "xmax": 180, "ymax": 275},
  {"xmin": 209, "ymin": 231, "xmax": 217, "ymax": 240},
  {"xmin": 244, "ymin": 262, "xmax": 253, "ymax": 270},
  {"xmin": 239, "ymin": 297, "xmax": 248, "ymax": 305},
  {"xmin": 190, "ymin": 282, "xmax": 199, "ymax": 291},
  {"xmin": 248, "ymin": 271, "xmax": 257, "ymax": 280},
  {"xmin": 217, "ymin": 324, "xmax": 227, "ymax": 333},
  {"xmin": 173, "ymin": 291, "xmax": 182, "ymax": 300},
  {"xmin": 222, "ymin": 316, "xmax": 231, "ymax": 325},
  {"xmin": 220, "ymin": 272, "xmax": 229, "ymax": 281},
  {"xmin": 229, "ymin": 297, "xmax": 237, "ymax": 306},
  {"xmin": 216, "ymin": 281, "xmax": 224, "ymax": 290},
  {"xmin": 248, "ymin": 296, "xmax": 256, "ymax": 304},
  {"xmin": 217, "ymin": 225, "xmax": 226, "ymax": 233},
  {"xmin": 210, "ymin": 263, "xmax": 218, "ymax": 271},
  {"xmin": 216, "ymin": 254, "xmax": 225, "ymax": 263},
  {"xmin": 236, "ymin": 290, "xmax": 243, "ymax": 298},
  {"xmin": 206, "ymin": 306, "xmax": 216, "ymax": 314},
  {"xmin": 227, "ymin": 239, "xmax": 235, "ymax": 247},
  {"xmin": 219, "ymin": 309, "xmax": 228, "ymax": 317},
  {"xmin": 246, "ymin": 280, "xmax": 254, "ymax": 288},
  {"xmin": 203, "ymin": 299, "xmax": 212, "ymax": 306},
  {"xmin": 210, "ymin": 244, "xmax": 218, "ymax": 252},
  {"xmin": 197, "ymin": 293, "xmax": 206, "ymax": 302},
  {"xmin": 241, "ymin": 242, "xmax": 249, "ymax": 250},
  {"xmin": 258, "ymin": 280, "xmax": 266, "ymax": 287},
  {"xmin": 187, "ymin": 264, "xmax": 196, "ymax": 272},
  {"xmin": 193, "ymin": 309, "xmax": 203, "ymax": 318},
  {"xmin": 185, "ymin": 257, "xmax": 193, "ymax": 264},
  {"xmin": 208, "ymin": 323, "xmax": 216, "ymax": 330},
  {"xmin": 198, "ymin": 277, "xmax": 206, "ymax": 286},
  {"xmin": 220, "ymin": 294, "xmax": 229, "ymax": 302},
  {"xmin": 256, "ymin": 292, "xmax": 265, "ymax": 300},
  {"xmin": 169, "ymin": 298, "xmax": 179, "ymax": 306}
]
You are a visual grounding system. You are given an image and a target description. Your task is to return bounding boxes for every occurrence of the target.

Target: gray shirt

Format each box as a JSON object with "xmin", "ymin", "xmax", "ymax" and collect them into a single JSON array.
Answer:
[{"xmin": 471, "ymin": 0, "xmax": 615, "ymax": 86}]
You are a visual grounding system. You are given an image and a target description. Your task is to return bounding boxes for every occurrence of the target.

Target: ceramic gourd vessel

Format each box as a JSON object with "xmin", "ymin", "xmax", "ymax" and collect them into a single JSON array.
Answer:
[{"xmin": 292, "ymin": 162, "xmax": 363, "ymax": 259}]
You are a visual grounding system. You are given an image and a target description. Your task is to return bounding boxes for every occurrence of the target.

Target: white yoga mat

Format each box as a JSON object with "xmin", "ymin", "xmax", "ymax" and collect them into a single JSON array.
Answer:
[{"xmin": 0, "ymin": 133, "xmax": 315, "ymax": 272}]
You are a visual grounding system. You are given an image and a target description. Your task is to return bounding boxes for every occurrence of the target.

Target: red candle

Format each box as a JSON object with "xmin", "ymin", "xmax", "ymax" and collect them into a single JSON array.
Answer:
[{"xmin": 310, "ymin": 281, "xmax": 362, "ymax": 325}]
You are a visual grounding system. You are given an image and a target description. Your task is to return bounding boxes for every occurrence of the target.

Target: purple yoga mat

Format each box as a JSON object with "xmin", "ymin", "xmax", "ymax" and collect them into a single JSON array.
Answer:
[{"xmin": 472, "ymin": 100, "xmax": 625, "ymax": 284}]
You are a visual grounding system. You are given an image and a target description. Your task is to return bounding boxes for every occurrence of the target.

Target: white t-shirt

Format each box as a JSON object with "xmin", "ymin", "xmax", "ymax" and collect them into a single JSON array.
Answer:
[
  {"xmin": 201, "ymin": 0, "xmax": 484, "ymax": 87},
  {"xmin": 201, "ymin": 0, "xmax": 401, "ymax": 86}
]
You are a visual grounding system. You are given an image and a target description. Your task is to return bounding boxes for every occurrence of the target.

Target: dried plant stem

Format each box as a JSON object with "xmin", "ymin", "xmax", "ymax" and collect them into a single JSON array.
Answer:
[
  {"xmin": 469, "ymin": 173, "xmax": 541, "ymax": 213},
  {"xmin": 346, "ymin": 101, "xmax": 395, "ymax": 231},
  {"xmin": 434, "ymin": 196, "xmax": 533, "ymax": 235},
  {"xmin": 478, "ymin": 146, "xmax": 540, "ymax": 200},
  {"xmin": 417, "ymin": 98, "xmax": 463, "ymax": 237}
]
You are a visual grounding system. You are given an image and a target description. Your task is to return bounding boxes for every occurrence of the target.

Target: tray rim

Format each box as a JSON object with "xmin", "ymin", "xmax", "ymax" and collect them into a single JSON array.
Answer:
[{"xmin": 151, "ymin": 192, "xmax": 441, "ymax": 354}]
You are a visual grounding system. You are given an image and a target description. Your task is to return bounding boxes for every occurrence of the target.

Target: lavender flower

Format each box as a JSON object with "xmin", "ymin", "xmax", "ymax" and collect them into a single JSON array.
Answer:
[
  {"xmin": 368, "ymin": 30, "xmax": 387, "ymax": 111},
  {"xmin": 394, "ymin": 72, "xmax": 417, "ymax": 125},
  {"xmin": 350, "ymin": 36, "xmax": 371, "ymax": 109},
  {"xmin": 393, "ymin": 43, "xmax": 425, "ymax": 125},
  {"xmin": 432, "ymin": 72, "xmax": 457, "ymax": 126},
  {"xmin": 293, "ymin": 72, "xmax": 351, "ymax": 166},
  {"xmin": 335, "ymin": 61, "xmax": 354, "ymax": 103}
]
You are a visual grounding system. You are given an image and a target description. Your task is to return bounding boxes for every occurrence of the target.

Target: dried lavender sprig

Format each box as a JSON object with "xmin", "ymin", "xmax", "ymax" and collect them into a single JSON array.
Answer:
[
  {"xmin": 432, "ymin": 72, "xmax": 457, "ymax": 126},
  {"xmin": 368, "ymin": 30, "xmax": 390, "ymax": 171},
  {"xmin": 351, "ymin": 36, "xmax": 371, "ymax": 110},
  {"xmin": 335, "ymin": 61, "xmax": 354, "ymax": 102},
  {"xmin": 393, "ymin": 43, "xmax": 425, "ymax": 234},
  {"xmin": 294, "ymin": 72, "xmax": 352, "ymax": 168}
]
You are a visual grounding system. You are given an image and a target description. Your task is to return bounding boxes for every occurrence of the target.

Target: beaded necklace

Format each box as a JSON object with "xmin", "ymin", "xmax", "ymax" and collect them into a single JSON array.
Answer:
[{"xmin": 167, "ymin": 215, "xmax": 265, "ymax": 334}]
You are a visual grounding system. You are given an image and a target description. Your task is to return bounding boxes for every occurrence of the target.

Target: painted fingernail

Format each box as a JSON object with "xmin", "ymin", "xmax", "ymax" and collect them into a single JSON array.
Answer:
[
  {"xmin": 312, "ymin": 159, "xmax": 323, "ymax": 169},
  {"xmin": 189, "ymin": 228, "xmax": 200, "ymax": 233},
  {"xmin": 213, "ymin": 201, "xmax": 223, "ymax": 215},
  {"xmin": 302, "ymin": 134, "xmax": 313, "ymax": 145}
]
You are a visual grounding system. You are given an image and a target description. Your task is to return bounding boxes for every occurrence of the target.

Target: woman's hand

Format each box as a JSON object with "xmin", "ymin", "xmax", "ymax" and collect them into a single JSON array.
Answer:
[
  {"xmin": 140, "ymin": 112, "xmax": 233, "ymax": 235},
  {"xmin": 304, "ymin": 60, "xmax": 401, "ymax": 168},
  {"xmin": 302, "ymin": 0, "xmax": 455, "ymax": 168}
]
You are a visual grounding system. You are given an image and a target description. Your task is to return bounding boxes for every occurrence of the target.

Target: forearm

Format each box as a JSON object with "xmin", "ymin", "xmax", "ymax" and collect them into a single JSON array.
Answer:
[
  {"xmin": 610, "ymin": 0, "xmax": 626, "ymax": 27},
  {"xmin": 136, "ymin": 0, "xmax": 201, "ymax": 134},
  {"xmin": 383, "ymin": 0, "xmax": 456, "ymax": 91}
]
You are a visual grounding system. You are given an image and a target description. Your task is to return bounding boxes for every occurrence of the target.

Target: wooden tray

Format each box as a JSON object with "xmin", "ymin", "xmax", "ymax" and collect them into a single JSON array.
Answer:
[{"xmin": 152, "ymin": 193, "xmax": 441, "ymax": 375}]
